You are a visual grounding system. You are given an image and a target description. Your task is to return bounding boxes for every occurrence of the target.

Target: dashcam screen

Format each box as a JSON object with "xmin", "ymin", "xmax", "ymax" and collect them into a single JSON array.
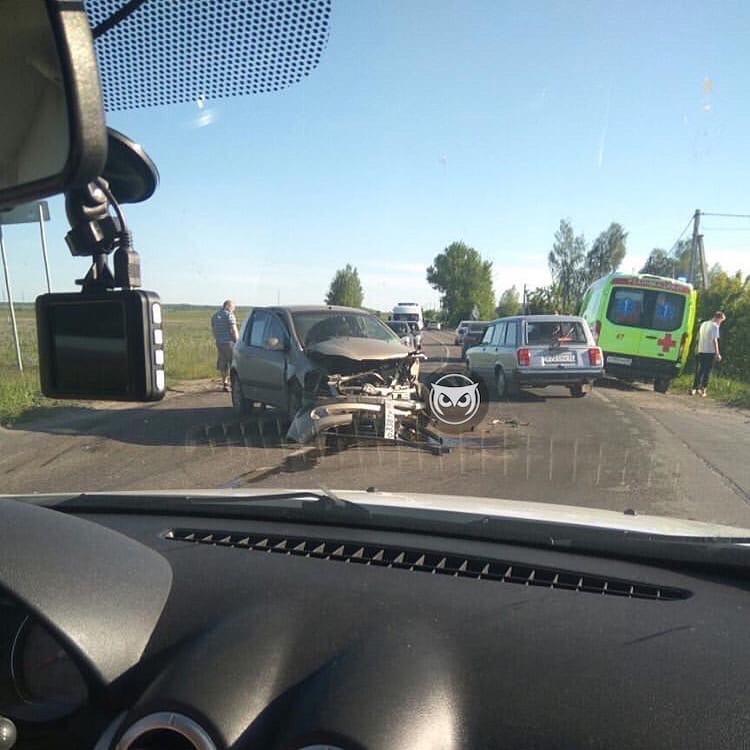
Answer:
[{"xmin": 49, "ymin": 300, "xmax": 130, "ymax": 394}]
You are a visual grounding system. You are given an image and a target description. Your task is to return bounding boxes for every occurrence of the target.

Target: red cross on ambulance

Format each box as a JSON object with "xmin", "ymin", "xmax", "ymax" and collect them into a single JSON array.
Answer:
[{"xmin": 657, "ymin": 332, "xmax": 676, "ymax": 353}]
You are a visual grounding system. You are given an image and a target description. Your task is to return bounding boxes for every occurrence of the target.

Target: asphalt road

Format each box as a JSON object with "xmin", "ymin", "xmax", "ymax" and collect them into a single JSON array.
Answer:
[{"xmin": 3, "ymin": 328, "xmax": 750, "ymax": 528}]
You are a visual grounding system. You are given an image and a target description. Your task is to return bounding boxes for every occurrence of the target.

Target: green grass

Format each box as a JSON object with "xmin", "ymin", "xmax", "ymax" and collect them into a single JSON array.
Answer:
[
  {"xmin": 672, "ymin": 372, "xmax": 750, "ymax": 409},
  {"xmin": 0, "ymin": 369, "xmax": 51, "ymax": 424},
  {"xmin": 0, "ymin": 305, "xmax": 250, "ymax": 424}
]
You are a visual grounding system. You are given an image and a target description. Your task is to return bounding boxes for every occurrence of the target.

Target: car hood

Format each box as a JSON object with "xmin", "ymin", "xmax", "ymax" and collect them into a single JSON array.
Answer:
[
  {"xmin": 21, "ymin": 488, "xmax": 750, "ymax": 539},
  {"xmin": 306, "ymin": 337, "xmax": 409, "ymax": 362}
]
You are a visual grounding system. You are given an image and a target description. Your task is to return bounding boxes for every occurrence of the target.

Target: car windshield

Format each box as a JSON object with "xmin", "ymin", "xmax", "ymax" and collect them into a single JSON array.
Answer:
[
  {"xmin": 292, "ymin": 311, "xmax": 400, "ymax": 347},
  {"xmin": 2, "ymin": 1, "xmax": 750, "ymax": 544}
]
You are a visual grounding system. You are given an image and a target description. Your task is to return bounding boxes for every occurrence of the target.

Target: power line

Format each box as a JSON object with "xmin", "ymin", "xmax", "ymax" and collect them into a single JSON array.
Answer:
[
  {"xmin": 701, "ymin": 212, "xmax": 750, "ymax": 219},
  {"xmin": 667, "ymin": 215, "xmax": 695, "ymax": 254}
]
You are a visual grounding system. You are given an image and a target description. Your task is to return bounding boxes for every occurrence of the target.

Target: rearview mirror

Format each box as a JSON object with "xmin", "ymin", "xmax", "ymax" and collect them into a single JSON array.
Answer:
[{"xmin": 0, "ymin": 0, "xmax": 107, "ymax": 209}]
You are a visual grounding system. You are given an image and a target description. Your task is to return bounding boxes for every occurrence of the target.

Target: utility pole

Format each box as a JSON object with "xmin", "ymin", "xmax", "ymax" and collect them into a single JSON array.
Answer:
[
  {"xmin": 697, "ymin": 234, "xmax": 708, "ymax": 289},
  {"xmin": 0, "ymin": 225, "xmax": 23, "ymax": 372},
  {"xmin": 689, "ymin": 209, "xmax": 700, "ymax": 287},
  {"xmin": 38, "ymin": 202, "xmax": 51, "ymax": 293}
]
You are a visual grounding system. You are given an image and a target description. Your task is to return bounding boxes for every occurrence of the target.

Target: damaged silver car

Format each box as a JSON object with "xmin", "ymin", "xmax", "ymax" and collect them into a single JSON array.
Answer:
[{"xmin": 231, "ymin": 306, "xmax": 437, "ymax": 447}]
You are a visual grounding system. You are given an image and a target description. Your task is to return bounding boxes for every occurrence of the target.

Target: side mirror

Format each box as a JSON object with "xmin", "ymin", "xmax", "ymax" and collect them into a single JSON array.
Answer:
[{"xmin": 0, "ymin": 0, "xmax": 107, "ymax": 209}]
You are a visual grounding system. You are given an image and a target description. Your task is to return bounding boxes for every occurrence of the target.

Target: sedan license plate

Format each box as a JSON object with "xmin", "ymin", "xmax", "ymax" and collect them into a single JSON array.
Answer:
[
  {"xmin": 383, "ymin": 400, "xmax": 396, "ymax": 440},
  {"xmin": 544, "ymin": 352, "xmax": 575, "ymax": 364},
  {"xmin": 607, "ymin": 356, "xmax": 632, "ymax": 366}
]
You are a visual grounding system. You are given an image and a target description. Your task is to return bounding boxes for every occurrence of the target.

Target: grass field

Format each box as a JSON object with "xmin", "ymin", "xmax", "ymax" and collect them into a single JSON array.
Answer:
[
  {"xmin": 0, "ymin": 304, "xmax": 250, "ymax": 424},
  {"xmin": 672, "ymin": 371, "xmax": 750, "ymax": 408}
]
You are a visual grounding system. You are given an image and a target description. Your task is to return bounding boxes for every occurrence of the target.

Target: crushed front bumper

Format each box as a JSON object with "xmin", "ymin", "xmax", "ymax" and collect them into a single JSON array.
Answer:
[{"xmin": 286, "ymin": 395, "xmax": 442, "ymax": 450}]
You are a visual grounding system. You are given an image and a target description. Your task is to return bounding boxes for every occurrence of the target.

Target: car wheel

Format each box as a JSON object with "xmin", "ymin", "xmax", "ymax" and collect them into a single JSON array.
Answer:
[
  {"xmin": 496, "ymin": 367, "xmax": 517, "ymax": 399},
  {"xmin": 231, "ymin": 372, "xmax": 253, "ymax": 415},
  {"xmin": 654, "ymin": 377, "xmax": 671, "ymax": 394},
  {"xmin": 569, "ymin": 383, "xmax": 586, "ymax": 398}
]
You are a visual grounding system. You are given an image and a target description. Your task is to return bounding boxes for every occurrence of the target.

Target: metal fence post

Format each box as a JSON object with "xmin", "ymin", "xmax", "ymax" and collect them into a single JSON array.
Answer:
[{"xmin": 0, "ymin": 225, "xmax": 23, "ymax": 372}]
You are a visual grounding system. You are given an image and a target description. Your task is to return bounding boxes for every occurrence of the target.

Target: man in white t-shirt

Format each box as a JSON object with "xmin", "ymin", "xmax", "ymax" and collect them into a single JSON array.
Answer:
[
  {"xmin": 211, "ymin": 299, "xmax": 239, "ymax": 391},
  {"xmin": 691, "ymin": 311, "xmax": 726, "ymax": 396}
]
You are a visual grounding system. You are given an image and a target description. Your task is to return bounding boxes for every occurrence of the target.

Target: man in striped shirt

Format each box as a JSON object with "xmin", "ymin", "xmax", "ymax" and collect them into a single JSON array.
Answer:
[{"xmin": 211, "ymin": 299, "xmax": 239, "ymax": 391}]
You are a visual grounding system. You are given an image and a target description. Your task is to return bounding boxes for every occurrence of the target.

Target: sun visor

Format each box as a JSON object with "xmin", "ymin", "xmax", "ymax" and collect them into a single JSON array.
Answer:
[{"xmin": 84, "ymin": 0, "xmax": 332, "ymax": 111}]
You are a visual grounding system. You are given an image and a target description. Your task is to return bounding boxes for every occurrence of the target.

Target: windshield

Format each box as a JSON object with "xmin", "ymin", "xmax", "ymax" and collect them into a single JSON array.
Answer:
[
  {"xmin": 293, "ymin": 311, "xmax": 401, "ymax": 347},
  {"xmin": 2, "ymin": 1, "xmax": 750, "ymax": 542}
]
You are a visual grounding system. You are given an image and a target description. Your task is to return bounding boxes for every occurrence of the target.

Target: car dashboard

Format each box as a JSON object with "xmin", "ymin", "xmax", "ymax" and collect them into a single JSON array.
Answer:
[{"xmin": 1, "ymin": 496, "xmax": 750, "ymax": 750}]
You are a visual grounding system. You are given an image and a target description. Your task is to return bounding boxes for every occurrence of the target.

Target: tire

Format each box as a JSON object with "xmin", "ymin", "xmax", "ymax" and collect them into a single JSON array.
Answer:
[
  {"xmin": 230, "ymin": 372, "xmax": 253, "ymax": 415},
  {"xmin": 569, "ymin": 383, "xmax": 586, "ymax": 398},
  {"xmin": 496, "ymin": 367, "xmax": 518, "ymax": 399},
  {"xmin": 654, "ymin": 377, "xmax": 671, "ymax": 394}
]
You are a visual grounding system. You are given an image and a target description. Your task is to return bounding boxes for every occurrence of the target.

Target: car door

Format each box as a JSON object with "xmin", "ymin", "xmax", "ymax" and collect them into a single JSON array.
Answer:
[
  {"xmin": 232, "ymin": 310, "xmax": 267, "ymax": 402},
  {"xmin": 250, "ymin": 312, "xmax": 290, "ymax": 408},
  {"xmin": 636, "ymin": 289, "xmax": 687, "ymax": 365},
  {"xmin": 260, "ymin": 313, "xmax": 292, "ymax": 407},
  {"xmin": 600, "ymin": 286, "xmax": 646, "ymax": 366},
  {"xmin": 482, "ymin": 321, "xmax": 506, "ymax": 378},
  {"xmin": 497, "ymin": 320, "xmax": 515, "ymax": 375},
  {"xmin": 233, "ymin": 310, "xmax": 268, "ymax": 402},
  {"xmin": 469, "ymin": 323, "xmax": 495, "ymax": 379}
]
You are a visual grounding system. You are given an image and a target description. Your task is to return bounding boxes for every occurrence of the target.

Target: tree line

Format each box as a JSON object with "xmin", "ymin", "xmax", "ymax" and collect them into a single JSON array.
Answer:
[
  {"xmin": 323, "ymin": 226, "xmax": 750, "ymax": 384},
  {"xmin": 424, "ymin": 220, "xmax": 628, "ymax": 323}
]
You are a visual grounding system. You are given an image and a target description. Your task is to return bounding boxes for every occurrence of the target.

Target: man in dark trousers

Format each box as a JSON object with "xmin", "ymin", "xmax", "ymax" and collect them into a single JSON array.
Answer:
[
  {"xmin": 211, "ymin": 299, "xmax": 239, "ymax": 391},
  {"xmin": 691, "ymin": 311, "xmax": 726, "ymax": 397}
]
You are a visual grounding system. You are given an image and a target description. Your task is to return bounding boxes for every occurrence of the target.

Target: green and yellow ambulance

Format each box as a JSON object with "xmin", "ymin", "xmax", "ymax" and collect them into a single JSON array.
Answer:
[{"xmin": 579, "ymin": 273, "xmax": 697, "ymax": 393}]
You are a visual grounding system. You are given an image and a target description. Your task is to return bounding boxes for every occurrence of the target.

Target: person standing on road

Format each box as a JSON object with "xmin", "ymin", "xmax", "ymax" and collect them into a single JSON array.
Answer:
[
  {"xmin": 211, "ymin": 299, "xmax": 239, "ymax": 392},
  {"xmin": 691, "ymin": 311, "xmax": 726, "ymax": 397}
]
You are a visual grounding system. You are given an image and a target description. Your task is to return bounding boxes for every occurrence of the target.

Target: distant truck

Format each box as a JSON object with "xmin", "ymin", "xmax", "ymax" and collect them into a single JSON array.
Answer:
[
  {"xmin": 391, "ymin": 302, "xmax": 424, "ymax": 330},
  {"xmin": 579, "ymin": 272, "xmax": 697, "ymax": 393}
]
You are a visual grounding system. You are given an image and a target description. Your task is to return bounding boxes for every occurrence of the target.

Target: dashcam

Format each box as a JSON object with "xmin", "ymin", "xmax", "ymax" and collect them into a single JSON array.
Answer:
[{"xmin": 36, "ymin": 290, "xmax": 165, "ymax": 401}]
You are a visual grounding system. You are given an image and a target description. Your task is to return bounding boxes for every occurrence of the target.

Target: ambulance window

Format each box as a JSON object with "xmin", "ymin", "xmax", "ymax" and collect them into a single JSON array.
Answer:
[
  {"xmin": 652, "ymin": 292, "xmax": 685, "ymax": 330},
  {"xmin": 608, "ymin": 289, "xmax": 645, "ymax": 326}
]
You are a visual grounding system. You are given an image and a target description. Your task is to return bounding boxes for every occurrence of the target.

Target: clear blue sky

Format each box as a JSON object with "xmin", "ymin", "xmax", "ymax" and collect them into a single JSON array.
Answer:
[{"xmin": 3, "ymin": 0, "xmax": 749, "ymax": 311}]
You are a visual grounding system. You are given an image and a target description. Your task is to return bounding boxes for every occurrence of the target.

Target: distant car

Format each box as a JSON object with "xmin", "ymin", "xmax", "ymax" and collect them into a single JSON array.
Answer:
[
  {"xmin": 465, "ymin": 314, "xmax": 603, "ymax": 398},
  {"xmin": 386, "ymin": 319, "xmax": 414, "ymax": 347},
  {"xmin": 454, "ymin": 320, "xmax": 471, "ymax": 345},
  {"xmin": 426, "ymin": 320, "xmax": 442, "ymax": 330},
  {"xmin": 461, "ymin": 321, "xmax": 490, "ymax": 356}
]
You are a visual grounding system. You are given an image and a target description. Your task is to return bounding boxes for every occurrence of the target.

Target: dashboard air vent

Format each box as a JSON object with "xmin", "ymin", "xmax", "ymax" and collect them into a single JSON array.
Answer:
[{"xmin": 165, "ymin": 529, "xmax": 690, "ymax": 602}]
